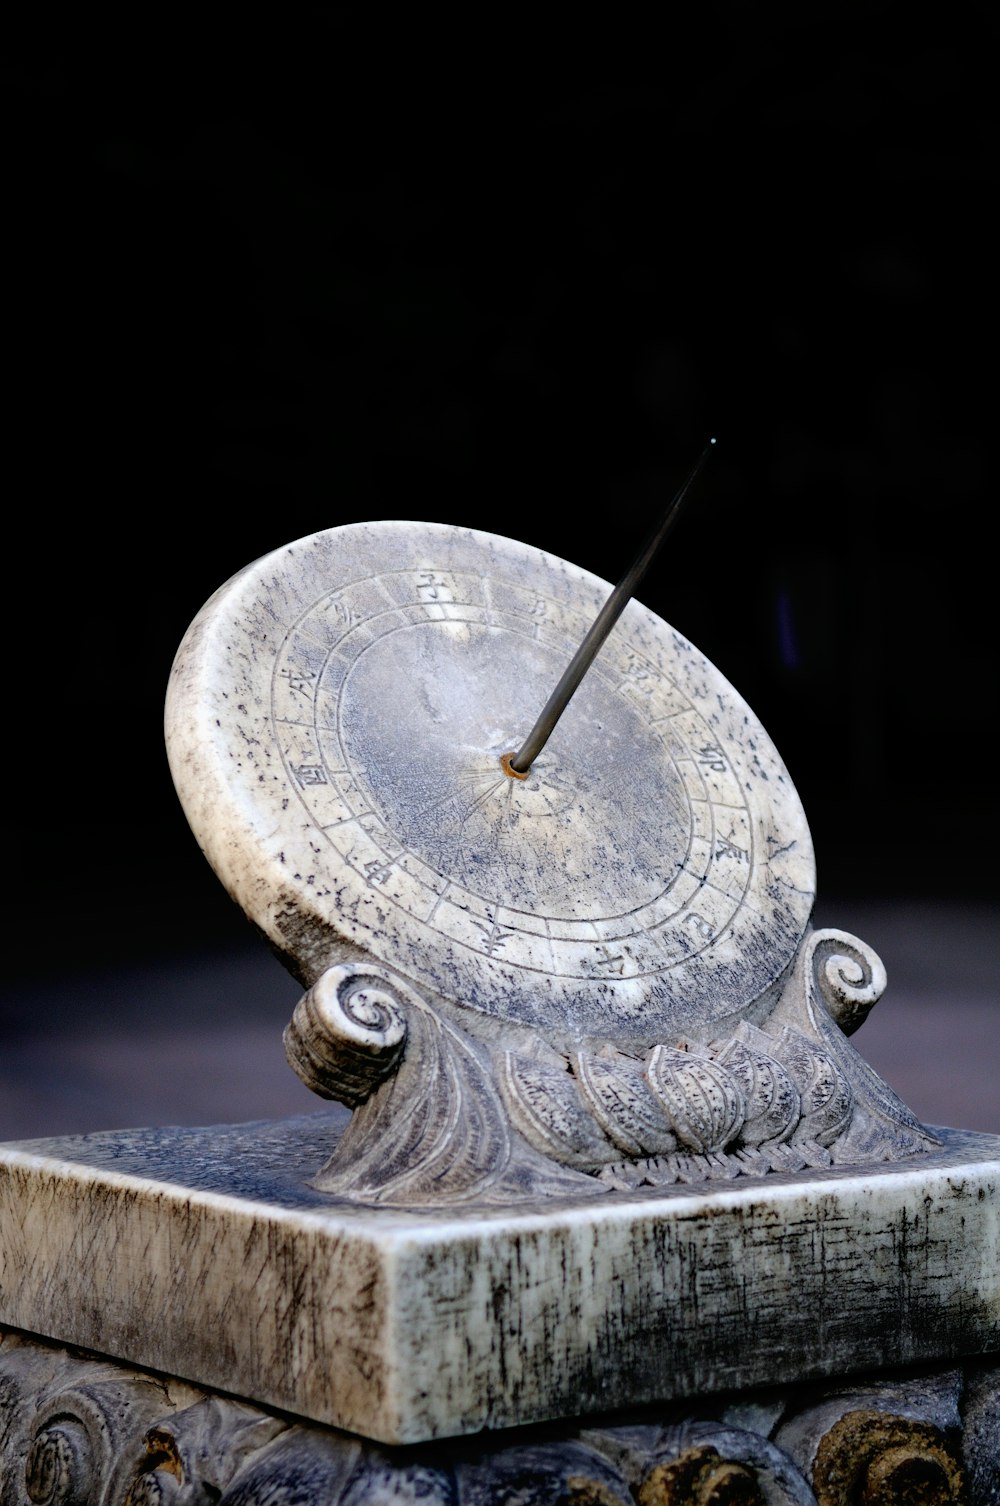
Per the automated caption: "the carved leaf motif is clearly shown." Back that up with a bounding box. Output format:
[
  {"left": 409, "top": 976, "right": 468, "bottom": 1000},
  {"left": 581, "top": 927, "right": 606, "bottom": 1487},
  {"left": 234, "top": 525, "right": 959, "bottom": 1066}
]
[
  {"left": 767, "top": 1027, "right": 854, "bottom": 1147},
  {"left": 285, "top": 963, "right": 597, "bottom": 1205},
  {"left": 645, "top": 1046, "right": 745, "bottom": 1154},
  {"left": 573, "top": 1051, "right": 678, "bottom": 1158},
  {"left": 286, "top": 936, "right": 941, "bottom": 1202},
  {"left": 500, "top": 1054, "right": 620, "bottom": 1171},
  {"left": 711, "top": 1023, "right": 800, "bottom": 1149}
]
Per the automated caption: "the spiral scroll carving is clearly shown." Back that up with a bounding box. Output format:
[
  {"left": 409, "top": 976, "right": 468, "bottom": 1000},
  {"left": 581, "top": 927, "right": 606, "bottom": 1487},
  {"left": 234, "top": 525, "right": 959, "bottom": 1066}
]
[
  {"left": 582, "top": 1419, "right": 817, "bottom": 1506},
  {"left": 3, "top": 1363, "right": 200, "bottom": 1506},
  {"left": 808, "top": 930, "right": 887, "bottom": 1038},
  {"left": 25, "top": 1417, "right": 93, "bottom": 1506},
  {"left": 795, "top": 928, "right": 939, "bottom": 1160},
  {"left": 284, "top": 963, "right": 408, "bottom": 1107},
  {"left": 283, "top": 924, "right": 936, "bottom": 1201},
  {"left": 812, "top": 1413, "right": 965, "bottom": 1506},
  {"left": 637, "top": 1444, "right": 765, "bottom": 1506}
]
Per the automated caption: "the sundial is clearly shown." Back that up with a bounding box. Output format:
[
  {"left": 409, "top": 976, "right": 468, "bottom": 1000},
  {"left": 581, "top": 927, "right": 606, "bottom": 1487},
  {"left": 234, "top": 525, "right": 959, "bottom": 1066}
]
[
  {"left": 0, "top": 464, "right": 996, "bottom": 1445},
  {"left": 157, "top": 474, "right": 969, "bottom": 1215},
  {"left": 166, "top": 515, "right": 813, "bottom": 1045}
]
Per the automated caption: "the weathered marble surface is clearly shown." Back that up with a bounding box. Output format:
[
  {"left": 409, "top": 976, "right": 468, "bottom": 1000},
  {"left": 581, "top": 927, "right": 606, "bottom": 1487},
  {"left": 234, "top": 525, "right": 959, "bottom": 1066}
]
[
  {"left": 0, "top": 1327, "right": 996, "bottom": 1505},
  {"left": 0, "top": 1117, "right": 996, "bottom": 1444}
]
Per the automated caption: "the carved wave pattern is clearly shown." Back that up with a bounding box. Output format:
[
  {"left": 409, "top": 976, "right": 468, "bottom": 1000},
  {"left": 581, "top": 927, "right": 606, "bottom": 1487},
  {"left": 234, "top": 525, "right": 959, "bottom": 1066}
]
[
  {"left": 286, "top": 930, "right": 938, "bottom": 1206},
  {"left": 501, "top": 1020, "right": 861, "bottom": 1190},
  {"left": 798, "top": 929, "right": 936, "bottom": 1161},
  {"left": 301, "top": 964, "right": 595, "bottom": 1205}
]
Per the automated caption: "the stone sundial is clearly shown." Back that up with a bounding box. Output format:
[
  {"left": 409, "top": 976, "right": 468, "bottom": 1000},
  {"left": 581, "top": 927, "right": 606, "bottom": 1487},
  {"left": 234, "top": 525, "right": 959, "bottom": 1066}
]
[
  {"left": 0, "top": 469, "right": 996, "bottom": 1445},
  {"left": 164, "top": 488, "right": 937, "bottom": 1207},
  {"left": 167, "top": 516, "right": 812, "bottom": 1041}
]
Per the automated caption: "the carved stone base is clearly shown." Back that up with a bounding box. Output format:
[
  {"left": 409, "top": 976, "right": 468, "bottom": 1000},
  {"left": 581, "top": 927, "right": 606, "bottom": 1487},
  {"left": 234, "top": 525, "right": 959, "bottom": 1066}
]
[
  {"left": 0, "top": 1327, "right": 996, "bottom": 1506},
  {"left": 1, "top": 1115, "right": 996, "bottom": 1445}
]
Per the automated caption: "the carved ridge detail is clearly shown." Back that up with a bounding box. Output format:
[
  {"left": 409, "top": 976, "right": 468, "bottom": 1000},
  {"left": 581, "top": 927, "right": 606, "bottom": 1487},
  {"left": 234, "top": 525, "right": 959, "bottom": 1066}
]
[
  {"left": 711, "top": 1024, "right": 800, "bottom": 1148},
  {"left": 574, "top": 1050, "right": 678, "bottom": 1159},
  {"left": 646, "top": 1044, "right": 746, "bottom": 1154}
]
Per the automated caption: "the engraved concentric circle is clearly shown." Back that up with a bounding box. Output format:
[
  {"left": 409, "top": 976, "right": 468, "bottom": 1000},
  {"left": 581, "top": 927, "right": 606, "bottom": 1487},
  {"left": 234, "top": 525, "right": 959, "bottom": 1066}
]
[{"left": 166, "top": 521, "right": 816, "bottom": 1043}]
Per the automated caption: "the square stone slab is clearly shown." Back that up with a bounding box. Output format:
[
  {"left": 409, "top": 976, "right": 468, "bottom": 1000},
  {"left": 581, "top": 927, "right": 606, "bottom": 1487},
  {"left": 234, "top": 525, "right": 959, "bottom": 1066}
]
[{"left": 0, "top": 1111, "right": 997, "bottom": 1445}]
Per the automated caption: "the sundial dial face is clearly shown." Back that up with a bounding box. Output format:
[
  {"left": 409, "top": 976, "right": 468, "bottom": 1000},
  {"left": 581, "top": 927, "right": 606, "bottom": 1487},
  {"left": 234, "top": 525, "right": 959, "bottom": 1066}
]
[{"left": 166, "top": 521, "right": 815, "bottom": 1048}]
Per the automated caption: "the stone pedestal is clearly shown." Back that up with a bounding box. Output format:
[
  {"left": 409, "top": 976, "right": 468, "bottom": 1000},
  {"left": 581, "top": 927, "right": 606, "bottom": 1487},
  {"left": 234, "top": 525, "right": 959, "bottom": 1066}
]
[{"left": 1, "top": 1115, "right": 996, "bottom": 1446}]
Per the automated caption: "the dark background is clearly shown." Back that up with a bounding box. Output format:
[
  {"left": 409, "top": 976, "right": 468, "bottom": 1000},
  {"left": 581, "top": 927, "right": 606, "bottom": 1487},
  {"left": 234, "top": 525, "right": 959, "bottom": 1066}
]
[{"left": 3, "top": 6, "right": 997, "bottom": 1137}]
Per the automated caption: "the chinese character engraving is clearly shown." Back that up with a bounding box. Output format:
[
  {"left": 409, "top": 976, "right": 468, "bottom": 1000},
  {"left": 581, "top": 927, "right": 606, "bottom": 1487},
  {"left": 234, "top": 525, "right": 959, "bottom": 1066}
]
[
  {"left": 279, "top": 667, "right": 317, "bottom": 699},
  {"left": 697, "top": 743, "right": 727, "bottom": 773},
  {"left": 622, "top": 653, "right": 656, "bottom": 700},
  {"left": 716, "top": 835, "right": 749, "bottom": 863},
  {"left": 591, "top": 945, "right": 627, "bottom": 975},
  {"left": 324, "top": 596, "right": 354, "bottom": 630},
  {"left": 294, "top": 764, "right": 328, "bottom": 787},
  {"left": 469, "top": 914, "right": 516, "bottom": 955},
  {"left": 417, "top": 571, "right": 453, "bottom": 604}
]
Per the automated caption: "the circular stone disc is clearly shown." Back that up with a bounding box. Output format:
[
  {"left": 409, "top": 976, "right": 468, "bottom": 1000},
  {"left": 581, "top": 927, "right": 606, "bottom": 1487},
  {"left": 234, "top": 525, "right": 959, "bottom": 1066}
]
[{"left": 166, "top": 521, "right": 815, "bottom": 1045}]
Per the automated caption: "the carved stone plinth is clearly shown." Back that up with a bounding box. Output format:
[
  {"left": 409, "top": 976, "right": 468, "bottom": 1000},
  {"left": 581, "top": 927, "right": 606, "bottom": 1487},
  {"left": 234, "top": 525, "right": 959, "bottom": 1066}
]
[
  {"left": 0, "top": 1116, "right": 996, "bottom": 1445},
  {"left": 0, "top": 1327, "right": 996, "bottom": 1506}
]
